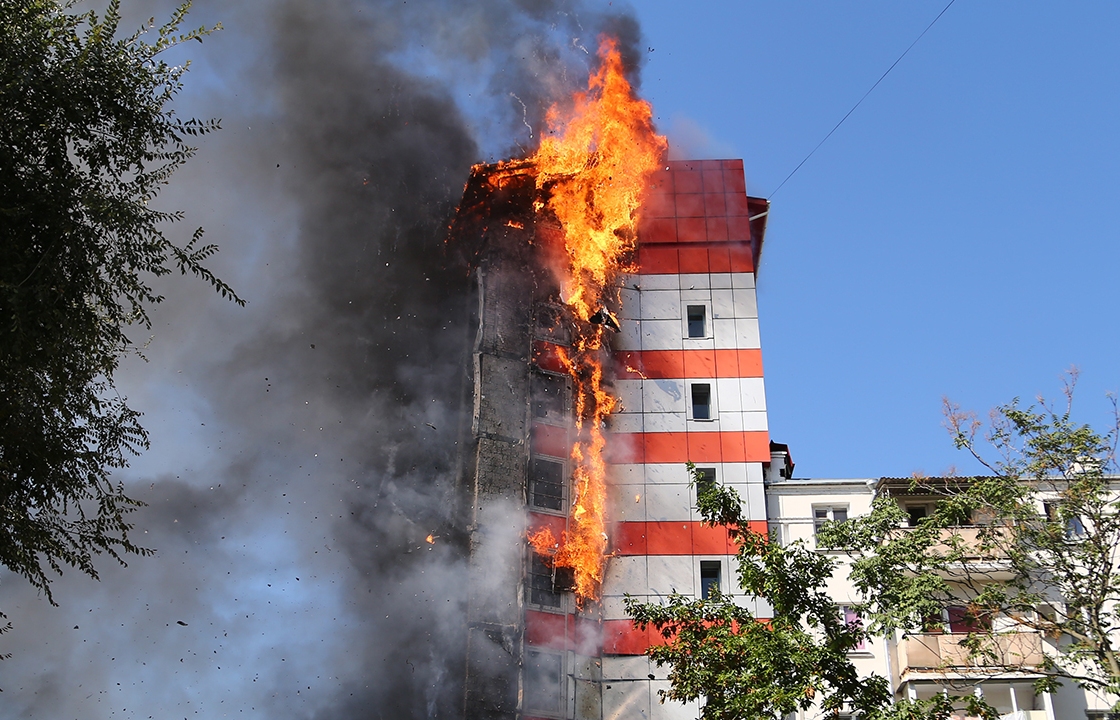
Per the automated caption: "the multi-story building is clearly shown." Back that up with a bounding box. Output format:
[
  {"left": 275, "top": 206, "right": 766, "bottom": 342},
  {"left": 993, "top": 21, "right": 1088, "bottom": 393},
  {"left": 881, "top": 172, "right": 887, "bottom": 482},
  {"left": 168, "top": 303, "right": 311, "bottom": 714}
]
[
  {"left": 768, "top": 473, "right": 1120, "bottom": 720},
  {"left": 453, "top": 157, "right": 772, "bottom": 720}
]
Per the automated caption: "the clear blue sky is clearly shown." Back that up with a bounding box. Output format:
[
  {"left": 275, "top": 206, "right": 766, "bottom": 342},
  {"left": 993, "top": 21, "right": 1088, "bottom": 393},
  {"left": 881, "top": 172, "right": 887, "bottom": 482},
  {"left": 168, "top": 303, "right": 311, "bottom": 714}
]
[{"left": 635, "top": 1, "right": 1120, "bottom": 478}]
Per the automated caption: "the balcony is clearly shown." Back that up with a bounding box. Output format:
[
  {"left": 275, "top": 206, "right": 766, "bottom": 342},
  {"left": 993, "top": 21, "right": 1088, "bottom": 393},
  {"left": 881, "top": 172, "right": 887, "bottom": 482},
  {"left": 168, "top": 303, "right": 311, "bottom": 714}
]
[{"left": 900, "top": 631, "right": 1044, "bottom": 675}]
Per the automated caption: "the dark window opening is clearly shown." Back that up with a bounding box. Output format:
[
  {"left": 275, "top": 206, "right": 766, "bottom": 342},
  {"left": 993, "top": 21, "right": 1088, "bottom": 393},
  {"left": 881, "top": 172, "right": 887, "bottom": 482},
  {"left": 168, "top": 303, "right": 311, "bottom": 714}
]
[
  {"left": 700, "top": 561, "right": 721, "bottom": 598},
  {"left": 694, "top": 467, "right": 716, "bottom": 501},
  {"left": 907, "top": 505, "right": 928, "bottom": 527},
  {"left": 527, "top": 553, "right": 562, "bottom": 608},
  {"left": 530, "top": 458, "right": 565, "bottom": 512},
  {"left": 947, "top": 604, "right": 992, "bottom": 634},
  {"left": 686, "top": 305, "right": 706, "bottom": 338},
  {"left": 524, "top": 649, "right": 563, "bottom": 714},
  {"left": 840, "top": 605, "right": 865, "bottom": 650},
  {"left": 692, "top": 383, "right": 711, "bottom": 420},
  {"left": 531, "top": 373, "right": 567, "bottom": 422}
]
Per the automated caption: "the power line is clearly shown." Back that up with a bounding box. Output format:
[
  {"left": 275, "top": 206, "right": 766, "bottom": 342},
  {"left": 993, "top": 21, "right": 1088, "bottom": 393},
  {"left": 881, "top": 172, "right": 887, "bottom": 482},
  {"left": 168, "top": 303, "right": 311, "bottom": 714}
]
[{"left": 767, "top": 0, "right": 958, "bottom": 200}]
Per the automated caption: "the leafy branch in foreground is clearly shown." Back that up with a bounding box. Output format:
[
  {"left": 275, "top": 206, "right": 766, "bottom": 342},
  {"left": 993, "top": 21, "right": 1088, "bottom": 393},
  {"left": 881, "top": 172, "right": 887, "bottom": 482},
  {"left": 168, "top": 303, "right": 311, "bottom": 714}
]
[
  {"left": 0, "top": 0, "right": 241, "bottom": 609},
  {"left": 626, "top": 464, "right": 993, "bottom": 720}
]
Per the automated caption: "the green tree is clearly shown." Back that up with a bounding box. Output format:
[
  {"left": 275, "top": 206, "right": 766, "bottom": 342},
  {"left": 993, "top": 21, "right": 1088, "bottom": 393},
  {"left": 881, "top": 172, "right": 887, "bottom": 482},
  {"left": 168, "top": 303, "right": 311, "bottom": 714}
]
[
  {"left": 625, "top": 464, "right": 993, "bottom": 720},
  {"left": 0, "top": 0, "right": 240, "bottom": 615},
  {"left": 824, "top": 373, "right": 1120, "bottom": 705}
]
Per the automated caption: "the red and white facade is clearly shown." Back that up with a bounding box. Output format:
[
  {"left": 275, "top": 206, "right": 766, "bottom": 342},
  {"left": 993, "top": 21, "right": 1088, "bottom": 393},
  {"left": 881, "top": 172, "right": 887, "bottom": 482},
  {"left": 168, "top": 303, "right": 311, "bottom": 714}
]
[{"left": 602, "top": 159, "right": 771, "bottom": 718}]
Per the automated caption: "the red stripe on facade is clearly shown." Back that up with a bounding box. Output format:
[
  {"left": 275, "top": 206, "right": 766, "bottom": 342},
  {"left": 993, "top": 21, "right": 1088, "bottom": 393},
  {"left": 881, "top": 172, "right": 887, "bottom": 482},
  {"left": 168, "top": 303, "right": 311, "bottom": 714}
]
[
  {"left": 614, "top": 349, "right": 763, "bottom": 380},
  {"left": 608, "top": 431, "right": 770, "bottom": 464},
  {"left": 602, "top": 619, "right": 660, "bottom": 655},
  {"left": 531, "top": 340, "right": 567, "bottom": 374},
  {"left": 524, "top": 610, "right": 601, "bottom": 651},
  {"left": 612, "top": 520, "right": 768, "bottom": 556},
  {"left": 528, "top": 512, "right": 567, "bottom": 540},
  {"left": 633, "top": 243, "right": 755, "bottom": 275}
]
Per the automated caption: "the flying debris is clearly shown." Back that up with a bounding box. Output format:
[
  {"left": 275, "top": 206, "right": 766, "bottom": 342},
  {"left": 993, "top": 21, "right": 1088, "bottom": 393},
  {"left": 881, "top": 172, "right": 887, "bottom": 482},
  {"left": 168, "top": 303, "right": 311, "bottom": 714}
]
[{"left": 588, "top": 307, "right": 621, "bottom": 332}]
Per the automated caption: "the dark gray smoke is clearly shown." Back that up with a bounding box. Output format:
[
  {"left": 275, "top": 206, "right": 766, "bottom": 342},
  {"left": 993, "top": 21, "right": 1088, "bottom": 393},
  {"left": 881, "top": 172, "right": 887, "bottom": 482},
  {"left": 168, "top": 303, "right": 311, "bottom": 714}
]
[{"left": 0, "top": 1, "right": 642, "bottom": 718}]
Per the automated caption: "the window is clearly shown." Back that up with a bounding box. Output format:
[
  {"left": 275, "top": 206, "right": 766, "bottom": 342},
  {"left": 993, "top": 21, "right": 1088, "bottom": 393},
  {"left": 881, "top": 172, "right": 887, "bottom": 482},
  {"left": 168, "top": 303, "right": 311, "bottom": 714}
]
[
  {"left": 529, "top": 458, "right": 565, "bottom": 512},
  {"left": 814, "top": 506, "right": 848, "bottom": 536},
  {"left": 906, "top": 504, "right": 928, "bottom": 527},
  {"left": 694, "top": 467, "right": 716, "bottom": 501},
  {"left": 524, "top": 649, "right": 564, "bottom": 714},
  {"left": 531, "top": 372, "right": 567, "bottom": 423},
  {"left": 946, "top": 605, "right": 992, "bottom": 634},
  {"left": 691, "top": 383, "right": 712, "bottom": 420},
  {"left": 686, "top": 305, "right": 707, "bottom": 338},
  {"left": 1044, "top": 501, "right": 1086, "bottom": 538},
  {"left": 839, "top": 605, "right": 865, "bottom": 650},
  {"left": 527, "top": 552, "right": 563, "bottom": 608},
  {"left": 700, "top": 561, "right": 721, "bottom": 598}
]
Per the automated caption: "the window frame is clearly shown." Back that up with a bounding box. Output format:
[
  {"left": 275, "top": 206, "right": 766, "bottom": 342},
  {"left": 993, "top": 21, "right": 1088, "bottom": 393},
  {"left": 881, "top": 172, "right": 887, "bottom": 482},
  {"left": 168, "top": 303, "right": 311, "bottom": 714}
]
[
  {"left": 813, "top": 505, "right": 849, "bottom": 538},
  {"left": 528, "top": 455, "right": 567, "bottom": 515},
  {"left": 699, "top": 560, "right": 722, "bottom": 599},
  {"left": 523, "top": 647, "right": 566, "bottom": 717},
  {"left": 690, "top": 382, "right": 714, "bottom": 421}
]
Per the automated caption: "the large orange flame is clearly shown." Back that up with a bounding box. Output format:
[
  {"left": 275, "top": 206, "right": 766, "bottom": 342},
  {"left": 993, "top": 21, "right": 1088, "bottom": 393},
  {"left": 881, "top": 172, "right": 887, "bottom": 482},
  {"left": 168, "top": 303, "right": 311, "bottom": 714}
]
[{"left": 527, "top": 38, "right": 666, "bottom": 605}]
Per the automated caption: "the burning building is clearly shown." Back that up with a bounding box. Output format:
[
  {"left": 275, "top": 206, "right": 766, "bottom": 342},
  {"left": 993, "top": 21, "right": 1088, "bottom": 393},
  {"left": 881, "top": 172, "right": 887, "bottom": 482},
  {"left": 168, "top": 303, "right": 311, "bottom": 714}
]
[{"left": 447, "top": 39, "right": 772, "bottom": 720}]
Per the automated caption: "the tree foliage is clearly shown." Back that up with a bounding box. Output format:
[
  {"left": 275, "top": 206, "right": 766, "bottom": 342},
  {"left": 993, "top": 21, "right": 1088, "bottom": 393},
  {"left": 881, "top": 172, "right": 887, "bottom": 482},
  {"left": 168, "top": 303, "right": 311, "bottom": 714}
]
[
  {"left": 0, "top": 0, "right": 240, "bottom": 608},
  {"left": 823, "top": 373, "right": 1120, "bottom": 702},
  {"left": 625, "top": 464, "right": 992, "bottom": 720}
]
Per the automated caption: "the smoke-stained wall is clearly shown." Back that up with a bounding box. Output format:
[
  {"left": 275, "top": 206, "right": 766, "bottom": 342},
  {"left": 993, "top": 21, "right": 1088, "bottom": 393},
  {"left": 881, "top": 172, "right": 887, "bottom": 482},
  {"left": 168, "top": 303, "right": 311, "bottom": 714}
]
[{"left": 0, "top": 1, "right": 643, "bottom": 718}]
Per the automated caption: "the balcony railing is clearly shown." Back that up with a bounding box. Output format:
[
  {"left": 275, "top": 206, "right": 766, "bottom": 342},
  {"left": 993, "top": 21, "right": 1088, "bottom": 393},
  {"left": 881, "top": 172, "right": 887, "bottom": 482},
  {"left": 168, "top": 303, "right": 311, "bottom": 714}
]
[
  {"left": 900, "top": 631, "right": 1044, "bottom": 674},
  {"left": 892, "top": 525, "right": 1010, "bottom": 558}
]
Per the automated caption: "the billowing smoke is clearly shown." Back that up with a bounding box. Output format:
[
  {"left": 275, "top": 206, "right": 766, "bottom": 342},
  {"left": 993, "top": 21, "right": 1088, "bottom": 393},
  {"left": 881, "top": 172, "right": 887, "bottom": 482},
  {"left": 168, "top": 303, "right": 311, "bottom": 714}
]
[{"left": 0, "top": 1, "right": 642, "bottom": 718}]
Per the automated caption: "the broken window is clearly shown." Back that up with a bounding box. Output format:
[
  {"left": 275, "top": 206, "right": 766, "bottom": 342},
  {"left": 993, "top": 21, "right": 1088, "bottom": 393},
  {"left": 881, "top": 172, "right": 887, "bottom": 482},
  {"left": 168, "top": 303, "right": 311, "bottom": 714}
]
[
  {"left": 529, "top": 457, "right": 565, "bottom": 512},
  {"left": 691, "top": 383, "right": 712, "bottom": 420},
  {"left": 531, "top": 372, "right": 567, "bottom": 424},
  {"left": 686, "top": 305, "right": 707, "bottom": 338}
]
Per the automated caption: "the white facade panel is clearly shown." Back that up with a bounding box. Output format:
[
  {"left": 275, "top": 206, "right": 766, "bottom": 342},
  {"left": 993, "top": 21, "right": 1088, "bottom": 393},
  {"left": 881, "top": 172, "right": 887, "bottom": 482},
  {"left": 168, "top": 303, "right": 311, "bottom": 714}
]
[
  {"left": 647, "top": 556, "right": 695, "bottom": 595},
  {"left": 709, "top": 272, "right": 733, "bottom": 289},
  {"left": 603, "top": 555, "right": 647, "bottom": 595},
  {"left": 640, "top": 289, "right": 683, "bottom": 321},
  {"left": 600, "top": 655, "right": 652, "bottom": 681},
  {"left": 711, "top": 317, "right": 738, "bottom": 349},
  {"left": 644, "top": 484, "right": 693, "bottom": 522},
  {"left": 636, "top": 273, "right": 679, "bottom": 291},
  {"left": 731, "top": 272, "right": 755, "bottom": 289},
  {"left": 732, "top": 285, "right": 758, "bottom": 319},
  {"left": 734, "top": 317, "right": 761, "bottom": 349},
  {"left": 642, "top": 379, "right": 686, "bottom": 414},
  {"left": 601, "top": 680, "right": 652, "bottom": 720},
  {"left": 614, "top": 379, "right": 644, "bottom": 415},
  {"left": 710, "top": 288, "right": 736, "bottom": 320},
  {"left": 677, "top": 273, "right": 711, "bottom": 290},
  {"left": 641, "top": 319, "right": 685, "bottom": 351},
  {"left": 739, "top": 377, "right": 767, "bottom": 412},
  {"left": 615, "top": 316, "right": 642, "bottom": 351},
  {"left": 641, "top": 411, "right": 687, "bottom": 434}
]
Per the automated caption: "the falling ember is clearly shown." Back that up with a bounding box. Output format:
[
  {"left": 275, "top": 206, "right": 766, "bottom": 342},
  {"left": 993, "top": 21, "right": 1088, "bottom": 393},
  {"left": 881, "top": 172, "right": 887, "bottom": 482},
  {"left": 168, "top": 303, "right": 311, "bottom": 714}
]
[
  {"left": 425, "top": 534, "right": 436, "bottom": 545},
  {"left": 526, "top": 37, "right": 667, "bottom": 605}
]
